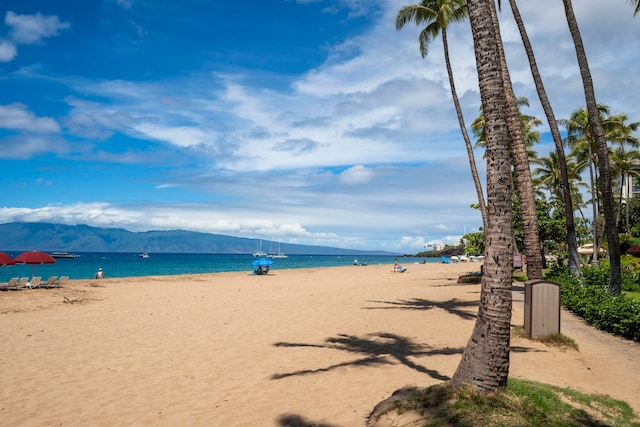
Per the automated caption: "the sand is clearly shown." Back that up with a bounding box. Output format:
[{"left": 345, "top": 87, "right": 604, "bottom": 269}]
[{"left": 1, "top": 262, "right": 639, "bottom": 426}]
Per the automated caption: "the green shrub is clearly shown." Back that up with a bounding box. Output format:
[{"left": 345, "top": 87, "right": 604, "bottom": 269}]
[{"left": 546, "top": 265, "right": 640, "bottom": 342}]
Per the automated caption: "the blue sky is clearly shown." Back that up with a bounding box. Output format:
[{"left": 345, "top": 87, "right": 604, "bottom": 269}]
[{"left": 1, "top": 0, "right": 639, "bottom": 253}]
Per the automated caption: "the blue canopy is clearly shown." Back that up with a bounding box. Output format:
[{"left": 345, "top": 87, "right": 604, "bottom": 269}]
[{"left": 252, "top": 258, "right": 274, "bottom": 267}]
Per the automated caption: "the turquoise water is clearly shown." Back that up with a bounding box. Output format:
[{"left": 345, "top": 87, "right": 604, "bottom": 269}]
[{"left": 0, "top": 252, "right": 437, "bottom": 281}]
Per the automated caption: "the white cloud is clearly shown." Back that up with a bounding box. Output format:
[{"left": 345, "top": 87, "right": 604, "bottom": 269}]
[
  {"left": 5, "top": 11, "right": 70, "bottom": 45},
  {"left": 0, "top": 40, "right": 17, "bottom": 61},
  {"left": 0, "top": 103, "right": 60, "bottom": 133},
  {"left": 339, "top": 165, "right": 374, "bottom": 184}
]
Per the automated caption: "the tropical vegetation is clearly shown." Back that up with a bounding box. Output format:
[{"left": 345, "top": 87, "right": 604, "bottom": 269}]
[{"left": 395, "top": 0, "right": 640, "bottom": 404}]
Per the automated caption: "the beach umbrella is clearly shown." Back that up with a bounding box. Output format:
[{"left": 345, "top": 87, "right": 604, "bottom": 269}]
[
  {"left": 15, "top": 250, "right": 56, "bottom": 277},
  {"left": 0, "top": 251, "right": 16, "bottom": 266},
  {"left": 252, "top": 258, "right": 274, "bottom": 267}
]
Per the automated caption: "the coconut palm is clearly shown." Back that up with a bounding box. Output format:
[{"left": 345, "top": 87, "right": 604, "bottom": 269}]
[
  {"left": 562, "top": 0, "right": 621, "bottom": 295},
  {"left": 396, "top": 0, "right": 487, "bottom": 230},
  {"left": 562, "top": 105, "right": 607, "bottom": 265},
  {"left": 502, "top": 0, "right": 582, "bottom": 276},
  {"left": 533, "top": 151, "right": 587, "bottom": 211},
  {"left": 630, "top": 0, "right": 640, "bottom": 16},
  {"left": 450, "top": 0, "right": 513, "bottom": 393},
  {"left": 611, "top": 147, "right": 640, "bottom": 234},
  {"left": 485, "top": 0, "right": 542, "bottom": 280},
  {"left": 471, "top": 96, "right": 540, "bottom": 162}
]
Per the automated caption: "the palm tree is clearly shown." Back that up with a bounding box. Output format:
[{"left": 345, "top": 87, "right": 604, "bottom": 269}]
[
  {"left": 533, "top": 151, "right": 587, "bottom": 211},
  {"left": 629, "top": 0, "right": 640, "bottom": 16},
  {"left": 450, "top": 0, "right": 513, "bottom": 393},
  {"left": 562, "top": 0, "right": 621, "bottom": 295},
  {"left": 486, "top": 0, "right": 542, "bottom": 280},
  {"left": 471, "top": 96, "right": 540, "bottom": 162},
  {"left": 610, "top": 147, "right": 640, "bottom": 234},
  {"left": 503, "top": 0, "right": 582, "bottom": 277},
  {"left": 471, "top": 97, "right": 543, "bottom": 265},
  {"left": 562, "top": 105, "right": 608, "bottom": 265},
  {"left": 396, "top": 0, "right": 487, "bottom": 230}
]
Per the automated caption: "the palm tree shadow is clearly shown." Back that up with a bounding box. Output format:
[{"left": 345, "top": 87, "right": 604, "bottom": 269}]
[
  {"left": 365, "top": 298, "right": 478, "bottom": 321},
  {"left": 276, "top": 413, "right": 340, "bottom": 427},
  {"left": 273, "top": 332, "right": 462, "bottom": 381}
]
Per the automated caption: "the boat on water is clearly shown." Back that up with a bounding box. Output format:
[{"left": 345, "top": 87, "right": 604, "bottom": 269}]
[
  {"left": 51, "top": 252, "right": 77, "bottom": 259},
  {"left": 253, "top": 240, "right": 267, "bottom": 257},
  {"left": 140, "top": 252, "right": 150, "bottom": 258},
  {"left": 267, "top": 242, "right": 288, "bottom": 259}
]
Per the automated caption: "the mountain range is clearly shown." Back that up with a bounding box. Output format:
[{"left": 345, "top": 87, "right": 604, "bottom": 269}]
[{"left": 0, "top": 222, "right": 398, "bottom": 256}]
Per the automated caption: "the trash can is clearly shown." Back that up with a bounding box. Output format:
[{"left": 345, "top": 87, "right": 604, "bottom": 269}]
[{"left": 524, "top": 279, "right": 560, "bottom": 339}]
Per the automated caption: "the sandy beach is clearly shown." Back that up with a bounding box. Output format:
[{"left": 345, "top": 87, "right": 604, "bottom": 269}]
[{"left": 1, "top": 262, "right": 639, "bottom": 426}]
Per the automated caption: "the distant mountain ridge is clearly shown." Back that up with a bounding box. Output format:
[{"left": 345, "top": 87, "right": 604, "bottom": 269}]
[{"left": 0, "top": 222, "right": 398, "bottom": 256}]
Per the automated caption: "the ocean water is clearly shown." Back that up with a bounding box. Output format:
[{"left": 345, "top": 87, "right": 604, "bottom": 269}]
[{"left": 0, "top": 252, "right": 438, "bottom": 281}]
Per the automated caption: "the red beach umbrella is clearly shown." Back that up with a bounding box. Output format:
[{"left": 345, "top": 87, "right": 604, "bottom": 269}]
[
  {"left": 0, "top": 251, "right": 16, "bottom": 266},
  {"left": 15, "top": 251, "right": 56, "bottom": 277}
]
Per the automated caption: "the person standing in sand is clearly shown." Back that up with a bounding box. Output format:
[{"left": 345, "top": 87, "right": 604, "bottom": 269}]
[{"left": 94, "top": 268, "right": 104, "bottom": 279}]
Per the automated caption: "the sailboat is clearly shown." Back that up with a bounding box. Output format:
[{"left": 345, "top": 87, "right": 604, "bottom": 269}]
[
  {"left": 253, "top": 240, "right": 267, "bottom": 257},
  {"left": 267, "top": 242, "right": 288, "bottom": 259}
]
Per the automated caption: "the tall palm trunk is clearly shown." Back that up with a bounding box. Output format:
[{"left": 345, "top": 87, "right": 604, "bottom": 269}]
[
  {"left": 442, "top": 28, "right": 488, "bottom": 230},
  {"left": 508, "top": 0, "right": 581, "bottom": 276},
  {"left": 451, "top": 0, "right": 513, "bottom": 393},
  {"left": 562, "top": 0, "right": 621, "bottom": 294},
  {"left": 488, "top": 0, "right": 542, "bottom": 280},
  {"left": 587, "top": 142, "right": 599, "bottom": 265}
]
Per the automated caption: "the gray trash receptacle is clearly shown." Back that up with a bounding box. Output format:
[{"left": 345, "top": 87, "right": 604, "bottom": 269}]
[{"left": 524, "top": 279, "right": 560, "bottom": 339}]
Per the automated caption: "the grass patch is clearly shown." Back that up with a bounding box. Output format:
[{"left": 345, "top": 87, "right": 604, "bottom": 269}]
[
  {"left": 511, "top": 325, "right": 579, "bottom": 351},
  {"left": 513, "top": 271, "right": 528, "bottom": 282},
  {"left": 367, "top": 379, "right": 640, "bottom": 426}
]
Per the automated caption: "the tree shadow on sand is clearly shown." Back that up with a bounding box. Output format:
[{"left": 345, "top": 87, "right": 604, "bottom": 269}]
[
  {"left": 365, "top": 297, "right": 478, "bottom": 321},
  {"left": 276, "top": 413, "right": 340, "bottom": 427},
  {"left": 272, "top": 332, "right": 462, "bottom": 381}
]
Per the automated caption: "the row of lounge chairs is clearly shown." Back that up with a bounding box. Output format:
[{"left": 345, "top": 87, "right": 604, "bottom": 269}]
[{"left": 0, "top": 276, "right": 68, "bottom": 291}]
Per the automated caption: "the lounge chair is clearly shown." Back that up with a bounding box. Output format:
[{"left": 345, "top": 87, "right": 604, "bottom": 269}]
[
  {"left": 16, "top": 277, "right": 29, "bottom": 289},
  {"left": 26, "top": 277, "right": 42, "bottom": 289},
  {"left": 43, "top": 276, "right": 58, "bottom": 289},
  {"left": 5, "top": 277, "right": 19, "bottom": 290}
]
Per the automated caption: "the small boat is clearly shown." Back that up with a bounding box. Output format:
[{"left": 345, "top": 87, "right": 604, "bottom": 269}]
[
  {"left": 51, "top": 252, "right": 77, "bottom": 259},
  {"left": 140, "top": 252, "right": 149, "bottom": 258},
  {"left": 266, "top": 242, "right": 287, "bottom": 259},
  {"left": 253, "top": 240, "right": 267, "bottom": 257}
]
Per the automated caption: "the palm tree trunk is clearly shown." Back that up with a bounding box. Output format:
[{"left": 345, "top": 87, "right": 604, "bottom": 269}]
[
  {"left": 562, "top": 0, "right": 621, "bottom": 294},
  {"left": 442, "top": 29, "right": 488, "bottom": 230},
  {"left": 508, "top": 0, "right": 581, "bottom": 276},
  {"left": 451, "top": 0, "right": 513, "bottom": 393},
  {"left": 626, "top": 178, "right": 632, "bottom": 235},
  {"left": 488, "top": 0, "right": 542, "bottom": 280},
  {"left": 588, "top": 144, "right": 599, "bottom": 265}
]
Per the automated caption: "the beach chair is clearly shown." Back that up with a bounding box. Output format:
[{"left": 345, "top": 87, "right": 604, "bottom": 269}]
[
  {"left": 5, "top": 277, "right": 19, "bottom": 290},
  {"left": 55, "top": 276, "right": 69, "bottom": 287},
  {"left": 16, "top": 277, "right": 29, "bottom": 289},
  {"left": 26, "top": 277, "right": 42, "bottom": 289},
  {"left": 43, "top": 276, "right": 58, "bottom": 289}
]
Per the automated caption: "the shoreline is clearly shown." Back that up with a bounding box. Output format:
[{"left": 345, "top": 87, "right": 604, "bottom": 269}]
[{"left": 1, "top": 262, "right": 638, "bottom": 426}]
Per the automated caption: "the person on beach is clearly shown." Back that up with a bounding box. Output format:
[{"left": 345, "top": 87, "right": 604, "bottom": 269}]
[{"left": 94, "top": 268, "right": 104, "bottom": 279}]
